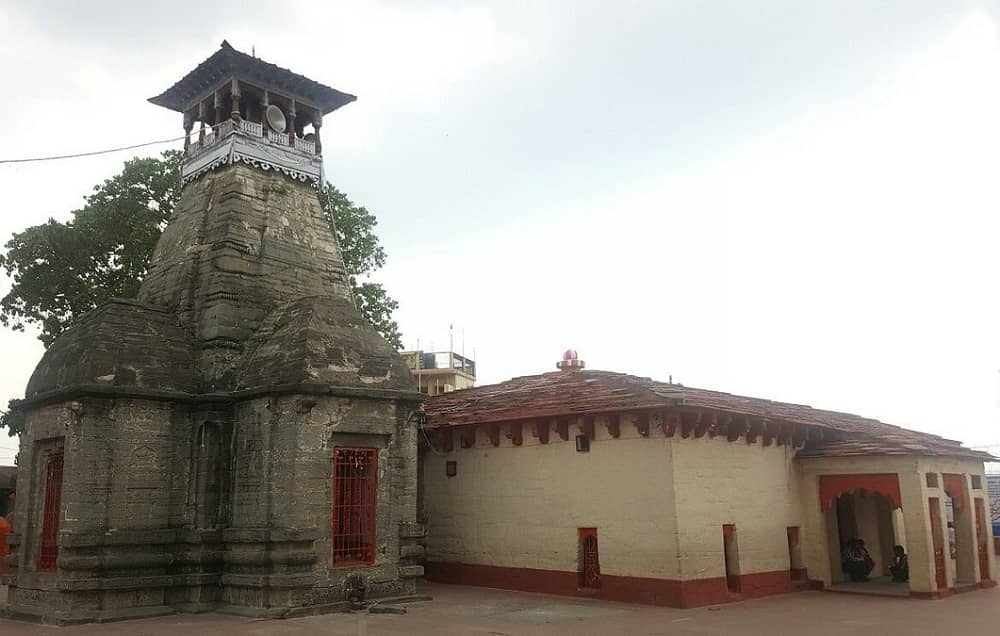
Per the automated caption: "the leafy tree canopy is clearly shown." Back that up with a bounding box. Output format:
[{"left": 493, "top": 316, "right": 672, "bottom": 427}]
[
  {"left": 0, "top": 151, "right": 182, "bottom": 347},
  {"left": 318, "top": 184, "right": 402, "bottom": 350},
  {"left": 0, "top": 399, "right": 25, "bottom": 439},
  {"left": 0, "top": 151, "right": 404, "bottom": 436}
]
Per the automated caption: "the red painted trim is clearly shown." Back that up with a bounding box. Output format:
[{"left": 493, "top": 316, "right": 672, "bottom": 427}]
[
  {"left": 425, "top": 562, "right": 803, "bottom": 608},
  {"left": 426, "top": 562, "right": 578, "bottom": 597},
  {"left": 909, "top": 585, "right": 998, "bottom": 600},
  {"left": 942, "top": 473, "right": 966, "bottom": 511},
  {"left": 911, "top": 589, "right": 954, "bottom": 600},
  {"left": 819, "top": 473, "right": 902, "bottom": 511}
]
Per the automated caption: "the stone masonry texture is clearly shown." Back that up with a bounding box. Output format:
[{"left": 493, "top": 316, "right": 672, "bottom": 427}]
[{"left": 2, "top": 163, "right": 423, "bottom": 624}]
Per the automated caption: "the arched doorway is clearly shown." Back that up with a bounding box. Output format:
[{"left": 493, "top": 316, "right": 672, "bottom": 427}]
[{"left": 825, "top": 489, "right": 909, "bottom": 594}]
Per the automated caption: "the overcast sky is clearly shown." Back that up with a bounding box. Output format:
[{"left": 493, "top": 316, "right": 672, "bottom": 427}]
[{"left": 2, "top": 1, "right": 1000, "bottom": 466}]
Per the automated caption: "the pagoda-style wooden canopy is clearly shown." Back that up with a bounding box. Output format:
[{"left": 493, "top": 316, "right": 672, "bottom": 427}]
[
  {"left": 149, "top": 41, "right": 358, "bottom": 187},
  {"left": 149, "top": 40, "right": 356, "bottom": 115}
]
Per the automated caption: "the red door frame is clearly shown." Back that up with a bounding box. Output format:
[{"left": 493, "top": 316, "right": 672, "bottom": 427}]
[
  {"left": 974, "top": 498, "right": 991, "bottom": 582},
  {"left": 38, "top": 452, "right": 64, "bottom": 572},
  {"left": 928, "top": 497, "right": 947, "bottom": 590},
  {"left": 723, "top": 524, "right": 740, "bottom": 593}
]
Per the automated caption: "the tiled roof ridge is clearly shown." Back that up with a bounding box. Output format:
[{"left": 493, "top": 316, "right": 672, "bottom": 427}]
[{"left": 425, "top": 368, "right": 990, "bottom": 460}]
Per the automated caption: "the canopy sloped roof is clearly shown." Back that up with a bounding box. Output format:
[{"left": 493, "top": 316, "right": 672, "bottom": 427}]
[
  {"left": 424, "top": 369, "right": 993, "bottom": 461},
  {"left": 149, "top": 41, "right": 356, "bottom": 114}
]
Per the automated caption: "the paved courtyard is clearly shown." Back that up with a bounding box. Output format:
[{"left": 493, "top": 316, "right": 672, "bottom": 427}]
[{"left": 1, "top": 581, "right": 999, "bottom": 635}]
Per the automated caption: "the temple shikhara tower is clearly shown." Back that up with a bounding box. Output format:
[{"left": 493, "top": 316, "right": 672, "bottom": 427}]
[{"left": 2, "top": 42, "right": 424, "bottom": 623}]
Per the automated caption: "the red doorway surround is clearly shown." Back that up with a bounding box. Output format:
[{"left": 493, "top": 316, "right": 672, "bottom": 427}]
[
  {"left": 819, "top": 473, "right": 901, "bottom": 511},
  {"left": 942, "top": 473, "right": 967, "bottom": 511}
]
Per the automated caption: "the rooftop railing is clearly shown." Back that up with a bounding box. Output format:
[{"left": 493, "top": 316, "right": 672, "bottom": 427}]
[{"left": 186, "top": 118, "right": 317, "bottom": 157}]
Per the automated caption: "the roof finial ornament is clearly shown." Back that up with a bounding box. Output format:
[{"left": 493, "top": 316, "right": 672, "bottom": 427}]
[{"left": 557, "top": 349, "right": 585, "bottom": 372}]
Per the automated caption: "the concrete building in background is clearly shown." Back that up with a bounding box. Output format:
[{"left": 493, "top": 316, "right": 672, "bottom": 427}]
[
  {"left": 420, "top": 350, "right": 997, "bottom": 607},
  {"left": 0, "top": 43, "right": 424, "bottom": 624},
  {"left": 401, "top": 350, "right": 476, "bottom": 396},
  {"left": 988, "top": 474, "right": 1000, "bottom": 524}
]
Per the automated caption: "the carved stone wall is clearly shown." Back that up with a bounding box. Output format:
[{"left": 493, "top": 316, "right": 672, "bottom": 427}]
[{"left": 3, "top": 161, "right": 422, "bottom": 624}]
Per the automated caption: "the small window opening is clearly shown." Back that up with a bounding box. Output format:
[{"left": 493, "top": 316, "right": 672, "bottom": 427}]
[
  {"left": 446, "top": 461, "right": 457, "bottom": 477},
  {"left": 787, "top": 526, "right": 805, "bottom": 579},
  {"left": 926, "top": 473, "right": 939, "bottom": 488},
  {"left": 723, "top": 524, "right": 740, "bottom": 593},
  {"left": 971, "top": 475, "right": 983, "bottom": 490},
  {"left": 578, "top": 528, "right": 600, "bottom": 589},
  {"left": 575, "top": 435, "right": 590, "bottom": 453}
]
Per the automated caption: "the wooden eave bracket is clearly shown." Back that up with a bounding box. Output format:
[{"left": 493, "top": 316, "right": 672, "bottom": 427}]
[
  {"left": 556, "top": 419, "right": 570, "bottom": 442},
  {"left": 606, "top": 413, "right": 622, "bottom": 439},
  {"left": 437, "top": 428, "right": 454, "bottom": 452},
  {"left": 487, "top": 424, "right": 500, "bottom": 447},
  {"left": 532, "top": 421, "right": 550, "bottom": 444},
  {"left": 680, "top": 412, "right": 697, "bottom": 439},
  {"left": 633, "top": 412, "right": 650, "bottom": 438},
  {"left": 506, "top": 422, "right": 523, "bottom": 446},
  {"left": 694, "top": 412, "right": 713, "bottom": 438},
  {"left": 664, "top": 411, "right": 681, "bottom": 437},
  {"left": 459, "top": 426, "right": 476, "bottom": 449}
]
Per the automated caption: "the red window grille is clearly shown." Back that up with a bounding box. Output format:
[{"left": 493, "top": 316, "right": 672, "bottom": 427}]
[
  {"left": 39, "top": 452, "right": 64, "bottom": 572},
  {"left": 332, "top": 447, "right": 378, "bottom": 567},
  {"left": 578, "top": 528, "right": 600, "bottom": 589}
]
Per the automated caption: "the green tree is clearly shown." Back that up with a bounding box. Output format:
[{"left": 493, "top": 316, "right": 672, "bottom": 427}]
[
  {"left": 0, "top": 152, "right": 403, "bottom": 348},
  {"left": 0, "top": 399, "right": 25, "bottom": 439},
  {"left": 0, "top": 151, "right": 183, "bottom": 347},
  {"left": 318, "top": 184, "right": 402, "bottom": 349},
  {"left": 0, "top": 153, "right": 403, "bottom": 439}
]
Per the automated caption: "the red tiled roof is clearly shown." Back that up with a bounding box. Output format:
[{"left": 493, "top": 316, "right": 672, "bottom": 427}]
[{"left": 424, "top": 370, "right": 993, "bottom": 461}]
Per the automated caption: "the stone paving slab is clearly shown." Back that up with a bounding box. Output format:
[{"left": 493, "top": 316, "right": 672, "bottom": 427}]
[{"left": 1, "top": 581, "right": 999, "bottom": 635}]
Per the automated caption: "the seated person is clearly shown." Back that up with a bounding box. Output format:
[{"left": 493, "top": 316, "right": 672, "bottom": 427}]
[
  {"left": 843, "top": 538, "right": 875, "bottom": 582},
  {"left": 841, "top": 539, "right": 855, "bottom": 575},
  {"left": 889, "top": 545, "right": 909, "bottom": 582}
]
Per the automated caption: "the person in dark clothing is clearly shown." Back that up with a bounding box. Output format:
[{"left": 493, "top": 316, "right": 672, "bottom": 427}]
[
  {"left": 889, "top": 545, "right": 909, "bottom": 582},
  {"left": 841, "top": 539, "right": 855, "bottom": 575},
  {"left": 842, "top": 538, "right": 875, "bottom": 582}
]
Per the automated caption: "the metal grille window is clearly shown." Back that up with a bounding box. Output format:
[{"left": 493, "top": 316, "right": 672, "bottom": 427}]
[
  {"left": 39, "top": 452, "right": 64, "bottom": 572},
  {"left": 332, "top": 448, "right": 378, "bottom": 566},
  {"left": 578, "top": 528, "right": 600, "bottom": 589}
]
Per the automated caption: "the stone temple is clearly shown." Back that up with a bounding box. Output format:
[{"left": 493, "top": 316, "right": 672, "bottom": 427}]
[{"left": 1, "top": 42, "right": 425, "bottom": 623}]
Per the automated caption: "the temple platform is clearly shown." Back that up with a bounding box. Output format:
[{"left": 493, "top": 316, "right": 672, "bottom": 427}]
[{"left": 827, "top": 576, "right": 910, "bottom": 598}]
